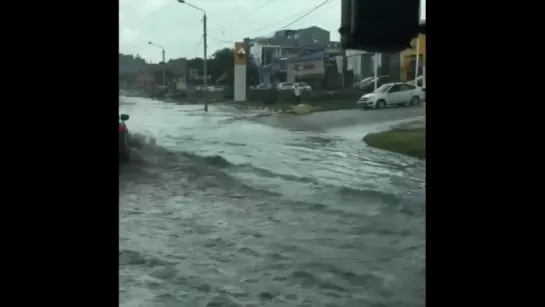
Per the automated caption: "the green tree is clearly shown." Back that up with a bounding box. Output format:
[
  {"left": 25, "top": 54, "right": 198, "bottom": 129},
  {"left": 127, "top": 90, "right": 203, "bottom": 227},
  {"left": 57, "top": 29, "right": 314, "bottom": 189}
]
[{"left": 120, "top": 48, "right": 259, "bottom": 87}]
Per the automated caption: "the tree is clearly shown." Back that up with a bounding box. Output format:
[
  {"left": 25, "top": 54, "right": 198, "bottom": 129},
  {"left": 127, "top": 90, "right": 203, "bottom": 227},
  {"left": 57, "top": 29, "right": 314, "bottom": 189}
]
[
  {"left": 210, "top": 48, "right": 234, "bottom": 85},
  {"left": 120, "top": 47, "right": 259, "bottom": 87}
]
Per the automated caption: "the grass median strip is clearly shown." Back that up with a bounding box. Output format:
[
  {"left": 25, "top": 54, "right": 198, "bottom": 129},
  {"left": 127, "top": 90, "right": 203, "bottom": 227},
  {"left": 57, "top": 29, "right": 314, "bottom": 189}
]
[{"left": 362, "top": 128, "right": 425, "bottom": 159}]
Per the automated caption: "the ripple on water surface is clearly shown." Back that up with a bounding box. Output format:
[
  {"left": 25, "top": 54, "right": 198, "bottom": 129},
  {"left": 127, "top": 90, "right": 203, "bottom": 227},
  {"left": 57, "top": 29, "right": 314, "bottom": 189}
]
[{"left": 119, "top": 100, "right": 425, "bottom": 307}]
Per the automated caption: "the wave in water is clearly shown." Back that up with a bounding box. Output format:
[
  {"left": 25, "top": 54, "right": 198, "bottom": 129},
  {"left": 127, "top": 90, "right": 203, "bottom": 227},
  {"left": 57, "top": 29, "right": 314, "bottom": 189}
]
[{"left": 120, "top": 134, "right": 424, "bottom": 216}]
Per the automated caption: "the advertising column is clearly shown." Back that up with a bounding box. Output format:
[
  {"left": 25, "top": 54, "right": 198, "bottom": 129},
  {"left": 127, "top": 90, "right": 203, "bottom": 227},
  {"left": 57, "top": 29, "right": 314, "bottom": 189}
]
[{"left": 234, "top": 42, "right": 247, "bottom": 102}]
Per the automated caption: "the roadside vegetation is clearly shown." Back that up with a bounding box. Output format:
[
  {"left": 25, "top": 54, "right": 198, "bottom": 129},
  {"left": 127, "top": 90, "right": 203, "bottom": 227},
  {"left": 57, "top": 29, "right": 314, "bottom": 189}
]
[{"left": 243, "top": 88, "right": 361, "bottom": 112}]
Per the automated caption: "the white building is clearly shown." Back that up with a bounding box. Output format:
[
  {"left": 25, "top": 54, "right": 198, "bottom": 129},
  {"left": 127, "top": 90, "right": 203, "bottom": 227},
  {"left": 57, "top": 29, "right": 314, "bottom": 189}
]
[{"left": 345, "top": 50, "right": 400, "bottom": 82}]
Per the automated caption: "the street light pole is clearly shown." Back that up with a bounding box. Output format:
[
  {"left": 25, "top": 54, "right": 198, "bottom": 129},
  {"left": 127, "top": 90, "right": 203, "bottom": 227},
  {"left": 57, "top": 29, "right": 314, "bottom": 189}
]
[
  {"left": 148, "top": 41, "right": 166, "bottom": 86},
  {"left": 373, "top": 53, "right": 378, "bottom": 91},
  {"left": 203, "top": 13, "right": 207, "bottom": 89},
  {"left": 178, "top": 0, "right": 207, "bottom": 89},
  {"left": 414, "top": 35, "right": 420, "bottom": 83},
  {"left": 162, "top": 49, "right": 166, "bottom": 86}
]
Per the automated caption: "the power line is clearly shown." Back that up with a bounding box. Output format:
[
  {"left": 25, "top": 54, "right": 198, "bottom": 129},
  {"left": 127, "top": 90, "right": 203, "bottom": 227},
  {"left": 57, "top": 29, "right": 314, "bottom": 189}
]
[
  {"left": 324, "top": 0, "right": 341, "bottom": 11},
  {"left": 266, "top": 0, "right": 331, "bottom": 36},
  {"left": 211, "top": 0, "right": 279, "bottom": 31},
  {"left": 208, "top": 35, "right": 233, "bottom": 44},
  {"left": 253, "top": 6, "right": 315, "bottom": 34},
  {"left": 227, "top": 0, "right": 278, "bottom": 25},
  {"left": 204, "top": 0, "right": 338, "bottom": 48}
]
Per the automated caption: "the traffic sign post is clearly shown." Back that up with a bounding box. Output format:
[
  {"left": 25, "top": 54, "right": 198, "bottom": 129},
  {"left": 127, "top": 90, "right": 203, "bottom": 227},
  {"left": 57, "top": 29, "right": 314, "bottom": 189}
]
[{"left": 233, "top": 42, "right": 247, "bottom": 102}]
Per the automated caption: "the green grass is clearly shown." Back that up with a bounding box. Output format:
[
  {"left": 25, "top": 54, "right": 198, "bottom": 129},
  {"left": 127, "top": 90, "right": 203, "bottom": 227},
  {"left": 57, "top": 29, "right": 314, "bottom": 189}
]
[{"left": 362, "top": 128, "right": 426, "bottom": 159}]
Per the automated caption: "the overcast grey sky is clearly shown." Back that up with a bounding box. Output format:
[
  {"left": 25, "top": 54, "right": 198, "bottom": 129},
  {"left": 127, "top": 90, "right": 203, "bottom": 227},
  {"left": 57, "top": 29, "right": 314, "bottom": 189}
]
[{"left": 120, "top": 0, "right": 426, "bottom": 63}]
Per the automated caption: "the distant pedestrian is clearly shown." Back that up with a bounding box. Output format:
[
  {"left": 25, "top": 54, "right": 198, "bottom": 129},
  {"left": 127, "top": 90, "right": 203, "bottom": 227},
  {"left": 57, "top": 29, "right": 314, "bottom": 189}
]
[
  {"left": 204, "top": 103, "right": 208, "bottom": 112},
  {"left": 293, "top": 83, "right": 301, "bottom": 104}
]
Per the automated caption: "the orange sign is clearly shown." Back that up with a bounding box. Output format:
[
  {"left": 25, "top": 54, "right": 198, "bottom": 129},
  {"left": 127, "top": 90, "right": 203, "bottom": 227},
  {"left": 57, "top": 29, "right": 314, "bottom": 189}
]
[{"left": 234, "top": 42, "right": 246, "bottom": 66}]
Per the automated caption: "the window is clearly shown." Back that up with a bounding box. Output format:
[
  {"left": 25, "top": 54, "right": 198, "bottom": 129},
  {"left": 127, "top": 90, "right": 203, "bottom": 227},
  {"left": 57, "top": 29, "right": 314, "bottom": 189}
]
[
  {"left": 399, "top": 84, "right": 416, "bottom": 91},
  {"left": 389, "top": 84, "right": 402, "bottom": 92},
  {"left": 374, "top": 84, "right": 392, "bottom": 93}
]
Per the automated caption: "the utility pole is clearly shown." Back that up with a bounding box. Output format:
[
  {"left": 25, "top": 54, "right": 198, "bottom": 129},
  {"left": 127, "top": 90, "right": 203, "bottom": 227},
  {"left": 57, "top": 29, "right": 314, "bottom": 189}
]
[
  {"left": 341, "top": 49, "right": 348, "bottom": 90},
  {"left": 203, "top": 14, "right": 208, "bottom": 89},
  {"left": 423, "top": 61, "right": 426, "bottom": 89},
  {"left": 415, "top": 35, "right": 420, "bottom": 83},
  {"left": 244, "top": 38, "right": 250, "bottom": 90},
  {"left": 179, "top": 0, "right": 208, "bottom": 109},
  {"left": 148, "top": 41, "right": 166, "bottom": 86},
  {"left": 373, "top": 53, "right": 378, "bottom": 90}
]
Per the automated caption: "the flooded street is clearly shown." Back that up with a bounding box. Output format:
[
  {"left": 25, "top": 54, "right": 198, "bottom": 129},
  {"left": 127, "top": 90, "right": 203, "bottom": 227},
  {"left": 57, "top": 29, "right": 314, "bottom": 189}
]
[{"left": 119, "top": 97, "right": 426, "bottom": 307}]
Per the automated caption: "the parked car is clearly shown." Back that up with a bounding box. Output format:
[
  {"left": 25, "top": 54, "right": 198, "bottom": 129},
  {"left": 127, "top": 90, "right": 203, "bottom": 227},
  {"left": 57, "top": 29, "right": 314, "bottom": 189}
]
[
  {"left": 294, "top": 82, "right": 312, "bottom": 92},
  {"left": 251, "top": 83, "right": 273, "bottom": 89},
  {"left": 195, "top": 85, "right": 224, "bottom": 92},
  {"left": 276, "top": 82, "right": 312, "bottom": 92},
  {"left": 357, "top": 82, "right": 425, "bottom": 109},
  {"left": 207, "top": 85, "right": 225, "bottom": 92},
  {"left": 119, "top": 114, "right": 131, "bottom": 164},
  {"left": 276, "top": 82, "right": 295, "bottom": 91}
]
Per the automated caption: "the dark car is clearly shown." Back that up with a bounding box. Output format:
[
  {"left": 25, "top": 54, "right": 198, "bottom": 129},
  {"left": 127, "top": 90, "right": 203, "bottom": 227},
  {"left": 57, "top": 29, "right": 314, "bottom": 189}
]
[{"left": 119, "top": 114, "right": 130, "bottom": 163}]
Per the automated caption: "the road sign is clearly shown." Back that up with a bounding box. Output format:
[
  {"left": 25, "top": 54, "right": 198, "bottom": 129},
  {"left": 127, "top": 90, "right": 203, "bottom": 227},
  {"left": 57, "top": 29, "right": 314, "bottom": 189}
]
[{"left": 234, "top": 42, "right": 246, "bottom": 65}]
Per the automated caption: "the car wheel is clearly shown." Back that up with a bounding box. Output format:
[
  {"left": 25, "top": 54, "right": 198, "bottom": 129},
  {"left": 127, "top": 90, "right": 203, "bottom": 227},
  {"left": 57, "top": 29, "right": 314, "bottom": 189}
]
[
  {"left": 376, "top": 100, "right": 386, "bottom": 109},
  {"left": 410, "top": 96, "right": 420, "bottom": 106}
]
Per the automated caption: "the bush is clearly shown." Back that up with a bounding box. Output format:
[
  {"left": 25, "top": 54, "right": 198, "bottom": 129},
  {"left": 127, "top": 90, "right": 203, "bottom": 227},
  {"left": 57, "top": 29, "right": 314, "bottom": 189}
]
[
  {"left": 247, "top": 88, "right": 279, "bottom": 104},
  {"left": 313, "top": 100, "right": 358, "bottom": 111},
  {"left": 247, "top": 88, "right": 364, "bottom": 105}
]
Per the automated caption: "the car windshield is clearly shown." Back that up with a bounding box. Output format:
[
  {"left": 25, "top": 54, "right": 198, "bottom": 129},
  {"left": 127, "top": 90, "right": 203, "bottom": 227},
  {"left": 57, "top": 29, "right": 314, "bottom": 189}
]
[{"left": 374, "top": 84, "right": 392, "bottom": 93}]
